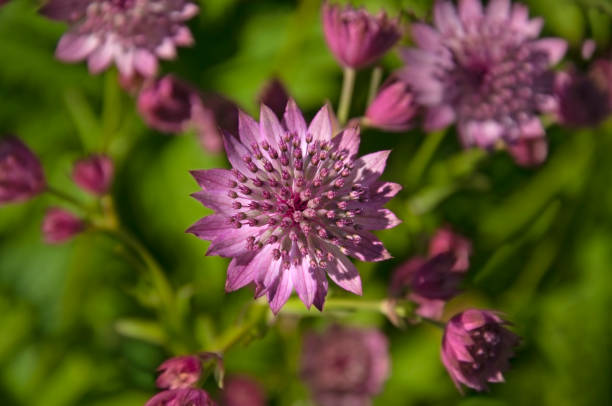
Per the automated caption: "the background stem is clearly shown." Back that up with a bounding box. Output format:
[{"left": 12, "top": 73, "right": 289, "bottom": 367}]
[{"left": 337, "top": 67, "right": 356, "bottom": 125}]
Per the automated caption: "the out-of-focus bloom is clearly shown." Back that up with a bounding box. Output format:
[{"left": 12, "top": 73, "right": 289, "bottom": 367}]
[
  {"left": 322, "top": 1, "right": 401, "bottom": 69},
  {"left": 187, "top": 100, "right": 401, "bottom": 313},
  {"left": 591, "top": 58, "right": 612, "bottom": 103},
  {"left": 401, "top": 0, "right": 567, "bottom": 149},
  {"left": 145, "top": 388, "right": 217, "bottom": 406},
  {"left": 0, "top": 136, "right": 46, "bottom": 205},
  {"left": 441, "top": 309, "right": 520, "bottom": 392},
  {"left": 258, "top": 78, "right": 290, "bottom": 120},
  {"left": 72, "top": 154, "right": 114, "bottom": 196},
  {"left": 554, "top": 69, "right": 610, "bottom": 128},
  {"left": 40, "top": 0, "right": 198, "bottom": 78},
  {"left": 221, "top": 376, "right": 266, "bottom": 406},
  {"left": 581, "top": 39, "right": 597, "bottom": 60},
  {"left": 365, "top": 77, "right": 418, "bottom": 132},
  {"left": 156, "top": 356, "right": 202, "bottom": 390},
  {"left": 194, "top": 92, "right": 239, "bottom": 154},
  {"left": 507, "top": 135, "right": 548, "bottom": 167},
  {"left": 0, "top": 0, "right": 10, "bottom": 6},
  {"left": 42, "top": 208, "right": 84, "bottom": 244},
  {"left": 301, "top": 326, "right": 389, "bottom": 406},
  {"left": 428, "top": 226, "right": 472, "bottom": 272}
]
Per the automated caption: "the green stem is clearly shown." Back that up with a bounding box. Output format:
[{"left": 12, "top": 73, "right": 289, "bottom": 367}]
[
  {"left": 337, "top": 67, "right": 356, "bottom": 126},
  {"left": 281, "top": 297, "right": 386, "bottom": 316},
  {"left": 46, "top": 186, "right": 86, "bottom": 209},
  {"left": 421, "top": 317, "right": 446, "bottom": 329},
  {"left": 576, "top": 0, "right": 612, "bottom": 16},
  {"left": 405, "top": 129, "right": 447, "bottom": 189},
  {"left": 366, "top": 66, "right": 383, "bottom": 107},
  {"left": 211, "top": 304, "right": 267, "bottom": 353}
]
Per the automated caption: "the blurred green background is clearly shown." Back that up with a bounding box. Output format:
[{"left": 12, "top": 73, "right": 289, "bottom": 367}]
[{"left": 1, "top": 0, "right": 611, "bottom": 405}]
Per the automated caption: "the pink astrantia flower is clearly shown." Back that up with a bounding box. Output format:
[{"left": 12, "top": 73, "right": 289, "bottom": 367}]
[
  {"left": 441, "top": 309, "right": 520, "bottom": 392},
  {"left": 42, "top": 208, "right": 84, "bottom": 244},
  {"left": 0, "top": 136, "right": 46, "bottom": 205},
  {"left": 72, "top": 154, "right": 114, "bottom": 196},
  {"left": 507, "top": 135, "right": 548, "bottom": 167},
  {"left": 365, "top": 76, "right": 418, "bottom": 132},
  {"left": 301, "top": 325, "right": 390, "bottom": 406},
  {"left": 400, "top": 0, "right": 567, "bottom": 149},
  {"left": 322, "top": 1, "right": 401, "bottom": 69},
  {"left": 145, "top": 388, "right": 217, "bottom": 406},
  {"left": 554, "top": 69, "right": 611, "bottom": 128},
  {"left": 187, "top": 101, "right": 401, "bottom": 313},
  {"left": 40, "top": 0, "right": 198, "bottom": 78},
  {"left": 156, "top": 356, "right": 202, "bottom": 390},
  {"left": 221, "top": 376, "right": 266, "bottom": 406},
  {"left": 258, "top": 78, "right": 290, "bottom": 120},
  {"left": 428, "top": 226, "right": 472, "bottom": 272}
]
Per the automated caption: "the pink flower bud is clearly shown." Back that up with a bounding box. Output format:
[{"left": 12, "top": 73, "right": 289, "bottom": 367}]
[
  {"left": 258, "top": 78, "right": 290, "bottom": 120},
  {"left": 0, "top": 136, "right": 45, "bottom": 205},
  {"left": 221, "top": 376, "right": 266, "bottom": 406},
  {"left": 72, "top": 154, "right": 114, "bottom": 196},
  {"left": 365, "top": 78, "right": 417, "bottom": 132},
  {"left": 42, "top": 208, "right": 84, "bottom": 244},
  {"left": 145, "top": 388, "right": 217, "bottom": 406},
  {"left": 322, "top": 2, "right": 401, "bottom": 69},
  {"left": 508, "top": 136, "right": 548, "bottom": 168},
  {"left": 441, "top": 309, "right": 520, "bottom": 392},
  {"left": 428, "top": 227, "right": 472, "bottom": 272},
  {"left": 156, "top": 356, "right": 202, "bottom": 390}
]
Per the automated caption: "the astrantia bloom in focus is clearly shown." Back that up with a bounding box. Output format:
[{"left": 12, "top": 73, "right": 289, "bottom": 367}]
[
  {"left": 145, "top": 388, "right": 217, "bottom": 406},
  {"left": 322, "top": 1, "right": 401, "bottom": 69},
  {"left": 0, "top": 136, "right": 46, "bottom": 205},
  {"left": 188, "top": 101, "right": 401, "bottom": 313},
  {"left": 222, "top": 376, "right": 266, "bottom": 406},
  {"left": 365, "top": 77, "right": 418, "bottom": 132},
  {"left": 40, "top": 0, "right": 198, "bottom": 78},
  {"left": 441, "top": 309, "right": 520, "bottom": 392},
  {"left": 401, "top": 0, "right": 567, "bottom": 148},
  {"left": 73, "top": 154, "right": 114, "bottom": 196},
  {"left": 301, "top": 325, "right": 389, "bottom": 406},
  {"left": 156, "top": 356, "right": 202, "bottom": 390},
  {"left": 42, "top": 208, "right": 84, "bottom": 244}
]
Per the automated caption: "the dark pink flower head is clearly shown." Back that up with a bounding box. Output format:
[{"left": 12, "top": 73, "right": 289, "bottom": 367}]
[
  {"left": 428, "top": 226, "right": 472, "bottom": 272},
  {"left": 145, "top": 388, "right": 217, "bottom": 406},
  {"left": 322, "top": 1, "right": 401, "bottom": 69},
  {"left": 187, "top": 100, "right": 401, "bottom": 313},
  {"left": 507, "top": 135, "right": 547, "bottom": 167},
  {"left": 301, "top": 326, "right": 390, "bottom": 406},
  {"left": 221, "top": 376, "right": 266, "bottom": 406},
  {"left": 156, "top": 355, "right": 202, "bottom": 390},
  {"left": 258, "top": 78, "right": 290, "bottom": 120},
  {"left": 441, "top": 309, "right": 520, "bottom": 392},
  {"left": 40, "top": 0, "right": 198, "bottom": 78},
  {"left": 0, "top": 136, "right": 46, "bottom": 205},
  {"left": 365, "top": 76, "right": 418, "bottom": 132},
  {"left": 554, "top": 69, "right": 610, "bottom": 128},
  {"left": 72, "top": 154, "right": 114, "bottom": 196},
  {"left": 194, "top": 92, "right": 239, "bottom": 154},
  {"left": 401, "top": 0, "right": 567, "bottom": 149},
  {"left": 42, "top": 208, "right": 84, "bottom": 244}
]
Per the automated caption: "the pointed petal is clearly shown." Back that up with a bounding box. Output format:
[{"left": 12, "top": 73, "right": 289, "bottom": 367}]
[
  {"left": 411, "top": 23, "right": 442, "bottom": 50},
  {"left": 459, "top": 0, "right": 483, "bottom": 23},
  {"left": 206, "top": 227, "right": 263, "bottom": 257},
  {"left": 325, "top": 248, "right": 362, "bottom": 295},
  {"left": 56, "top": 34, "right": 99, "bottom": 62},
  {"left": 486, "top": 0, "right": 510, "bottom": 21},
  {"left": 268, "top": 267, "right": 293, "bottom": 314},
  {"left": 283, "top": 99, "right": 307, "bottom": 136},
  {"left": 308, "top": 104, "right": 333, "bottom": 143},
  {"left": 434, "top": 1, "right": 462, "bottom": 35},
  {"left": 238, "top": 110, "right": 261, "bottom": 146},
  {"left": 260, "top": 104, "right": 284, "bottom": 150},
  {"left": 226, "top": 249, "right": 270, "bottom": 292},
  {"left": 191, "top": 169, "right": 233, "bottom": 190},
  {"left": 368, "top": 181, "right": 402, "bottom": 204},
  {"left": 293, "top": 255, "right": 318, "bottom": 309},
  {"left": 355, "top": 208, "right": 402, "bottom": 230},
  {"left": 533, "top": 38, "right": 567, "bottom": 65},
  {"left": 186, "top": 215, "right": 231, "bottom": 240},
  {"left": 222, "top": 132, "right": 252, "bottom": 175},
  {"left": 353, "top": 150, "right": 391, "bottom": 185},
  {"left": 332, "top": 126, "right": 360, "bottom": 160},
  {"left": 424, "top": 105, "right": 456, "bottom": 131}
]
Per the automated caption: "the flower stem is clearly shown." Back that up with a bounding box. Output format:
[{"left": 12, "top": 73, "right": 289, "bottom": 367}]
[
  {"left": 280, "top": 297, "right": 386, "bottom": 316},
  {"left": 421, "top": 317, "right": 446, "bottom": 329},
  {"left": 366, "top": 66, "right": 384, "bottom": 107},
  {"left": 46, "top": 186, "right": 86, "bottom": 209},
  {"left": 405, "top": 129, "right": 447, "bottom": 189},
  {"left": 337, "top": 67, "right": 356, "bottom": 126},
  {"left": 211, "top": 303, "right": 268, "bottom": 353}
]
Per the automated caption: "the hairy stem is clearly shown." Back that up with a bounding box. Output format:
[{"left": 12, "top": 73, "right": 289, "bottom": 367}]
[{"left": 337, "top": 67, "right": 356, "bottom": 126}]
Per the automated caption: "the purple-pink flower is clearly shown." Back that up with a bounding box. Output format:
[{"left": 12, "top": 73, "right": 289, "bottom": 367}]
[
  {"left": 507, "top": 136, "right": 548, "bottom": 167},
  {"left": 258, "top": 78, "right": 290, "bottom": 120},
  {"left": 365, "top": 77, "right": 418, "bottom": 132},
  {"left": 40, "top": 0, "right": 198, "bottom": 78},
  {"left": 301, "top": 325, "right": 390, "bottom": 406},
  {"left": 156, "top": 356, "right": 202, "bottom": 390},
  {"left": 42, "top": 208, "right": 84, "bottom": 244},
  {"left": 0, "top": 136, "right": 46, "bottom": 205},
  {"left": 428, "top": 226, "right": 472, "bottom": 272},
  {"left": 401, "top": 0, "right": 567, "bottom": 149},
  {"left": 187, "top": 101, "right": 401, "bottom": 313},
  {"left": 554, "top": 69, "right": 611, "bottom": 128},
  {"left": 441, "top": 309, "right": 520, "bottom": 392},
  {"left": 221, "top": 376, "right": 266, "bottom": 406},
  {"left": 322, "top": 1, "right": 401, "bottom": 69},
  {"left": 145, "top": 388, "right": 217, "bottom": 406},
  {"left": 72, "top": 154, "right": 114, "bottom": 196}
]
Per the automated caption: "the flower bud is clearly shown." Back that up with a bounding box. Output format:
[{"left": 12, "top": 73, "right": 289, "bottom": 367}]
[
  {"left": 72, "top": 154, "right": 114, "bottom": 196},
  {"left": 193, "top": 93, "right": 239, "bottom": 154},
  {"left": 554, "top": 70, "right": 610, "bottom": 128},
  {"left": 258, "top": 78, "right": 289, "bottom": 120},
  {"left": 0, "top": 136, "right": 46, "bottom": 204},
  {"left": 508, "top": 136, "right": 548, "bottom": 168},
  {"left": 428, "top": 227, "right": 472, "bottom": 272},
  {"left": 221, "top": 376, "right": 266, "bottom": 406},
  {"left": 322, "top": 1, "right": 401, "bottom": 69},
  {"left": 365, "top": 78, "right": 417, "bottom": 132},
  {"left": 42, "top": 208, "right": 84, "bottom": 244},
  {"left": 441, "top": 309, "right": 520, "bottom": 392},
  {"left": 156, "top": 355, "right": 202, "bottom": 390},
  {"left": 145, "top": 388, "right": 217, "bottom": 406}
]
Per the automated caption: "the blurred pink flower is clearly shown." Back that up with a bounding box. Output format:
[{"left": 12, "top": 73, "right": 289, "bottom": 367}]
[
  {"left": 40, "top": 0, "right": 198, "bottom": 78},
  {"left": 145, "top": 388, "right": 216, "bottom": 406},
  {"left": 322, "top": 1, "right": 401, "bottom": 69},
  {"left": 258, "top": 78, "right": 290, "bottom": 120},
  {"left": 441, "top": 309, "right": 520, "bottom": 392},
  {"left": 72, "top": 154, "right": 114, "bottom": 196},
  {"left": 365, "top": 77, "right": 417, "bottom": 132},
  {"left": 554, "top": 69, "right": 610, "bottom": 128},
  {"left": 221, "top": 376, "right": 266, "bottom": 406},
  {"left": 42, "top": 208, "right": 84, "bottom": 244},
  {"left": 507, "top": 136, "right": 548, "bottom": 167},
  {"left": 428, "top": 226, "right": 472, "bottom": 272},
  {"left": 0, "top": 136, "right": 46, "bottom": 205},
  {"left": 156, "top": 356, "right": 202, "bottom": 390},
  {"left": 301, "top": 325, "right": 389, "bottom": 406}
]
